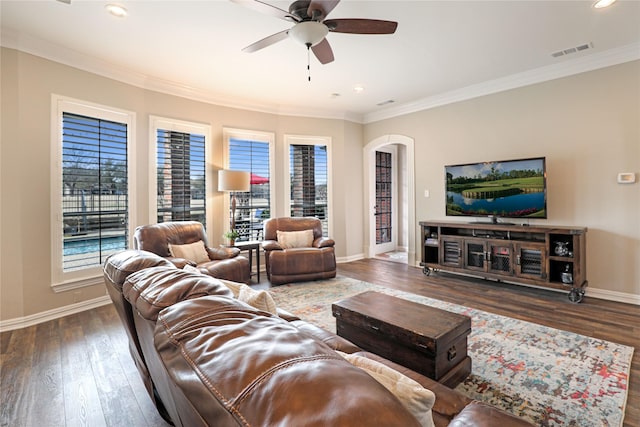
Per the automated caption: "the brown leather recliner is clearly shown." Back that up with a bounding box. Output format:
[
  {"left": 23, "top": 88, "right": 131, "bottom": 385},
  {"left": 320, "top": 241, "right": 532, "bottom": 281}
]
[
  {"left": 262, "top": 217, "right": 336, "bottom": 285},
  {"left": 133, "top": 221, "right": 250, "bottom": 284}
]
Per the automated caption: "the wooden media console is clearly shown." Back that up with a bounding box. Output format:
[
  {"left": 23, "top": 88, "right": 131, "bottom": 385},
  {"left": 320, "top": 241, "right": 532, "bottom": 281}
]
[{"left": 419, "top": 220, "right": 587, "bottom": 303}]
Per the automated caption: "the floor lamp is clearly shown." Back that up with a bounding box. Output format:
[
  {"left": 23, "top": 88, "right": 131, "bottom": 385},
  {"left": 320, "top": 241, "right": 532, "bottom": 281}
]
[{"left": 218, "top": 170, "right": 250, "bottom": 235}]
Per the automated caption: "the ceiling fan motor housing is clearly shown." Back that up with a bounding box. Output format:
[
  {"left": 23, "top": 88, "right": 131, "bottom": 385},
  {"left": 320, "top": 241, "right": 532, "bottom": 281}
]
[{"left": 289, "top": 0, "right": 314, "bottom": 20}]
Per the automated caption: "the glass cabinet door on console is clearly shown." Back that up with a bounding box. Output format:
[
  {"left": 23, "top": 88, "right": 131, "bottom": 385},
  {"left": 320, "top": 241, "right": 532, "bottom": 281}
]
[
  {"left": 464, "top": 241, "right": 486, "bottom": 272},
  {"left": 514, "top": 242, "right": 546, "bottom": 280},
  {"left": 487, "top": 242, "right": 513, "bottom": 275},
  {"left": 440, "top": 236, "right": 463, "bottom": 268}
]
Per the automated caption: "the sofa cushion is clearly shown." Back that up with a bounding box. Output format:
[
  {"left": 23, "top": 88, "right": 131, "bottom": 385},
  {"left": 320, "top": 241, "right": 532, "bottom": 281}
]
[
  {"left": 122, "top": 266, "right": 233, "bottom": 320},
  {"left": 104, "top": 250, "right": 175, "bottom": 291},
  {"left": 277, "top": 229, "right": 314, "bottom": 248},
  {"left": 339, "top": 352, "right": 436, "bottom": 427},
  {"left": 168, "top": 240, "right": 210, "bottom": 264}
]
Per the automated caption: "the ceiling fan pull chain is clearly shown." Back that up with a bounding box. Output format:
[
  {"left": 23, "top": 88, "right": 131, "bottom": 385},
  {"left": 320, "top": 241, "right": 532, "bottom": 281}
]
[{"left": 307, "top": 44, "right": 311, "bottom": 82}]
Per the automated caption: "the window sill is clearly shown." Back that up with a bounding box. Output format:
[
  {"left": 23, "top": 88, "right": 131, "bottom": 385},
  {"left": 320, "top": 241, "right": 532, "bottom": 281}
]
[{"left": 51, "top": 275, "right": 103, "bottom": 293}]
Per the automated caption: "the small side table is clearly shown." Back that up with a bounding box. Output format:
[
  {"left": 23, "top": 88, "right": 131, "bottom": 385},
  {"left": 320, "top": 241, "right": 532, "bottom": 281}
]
[{"left": 230, "top": 241, "right": 261, "bottom": 282}]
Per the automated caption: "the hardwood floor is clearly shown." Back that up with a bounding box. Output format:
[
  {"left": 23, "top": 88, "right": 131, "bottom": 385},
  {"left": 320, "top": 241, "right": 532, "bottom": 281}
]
[{"left": 1, "top": 258, "right": 638, "bottom": 426}]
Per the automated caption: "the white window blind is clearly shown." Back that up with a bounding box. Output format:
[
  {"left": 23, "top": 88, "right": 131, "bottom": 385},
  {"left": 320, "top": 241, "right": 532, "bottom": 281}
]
[
  {"left": 228, "top": 137, "right": 271, "bottom": 241},
  {"left": 289, "top": 142, "right": 329, "bottom": 236},
  {"left": 61, "top": 112, "right": 128, "bottom": 272},
  {"left": 156, "top": 129, "right": 206, "bottom": 225}
]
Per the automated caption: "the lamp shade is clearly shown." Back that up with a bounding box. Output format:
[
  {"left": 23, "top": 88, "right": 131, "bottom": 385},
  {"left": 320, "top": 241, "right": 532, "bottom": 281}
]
[{"left": 218, "top": 170, "right": 250, "bottom": 192}]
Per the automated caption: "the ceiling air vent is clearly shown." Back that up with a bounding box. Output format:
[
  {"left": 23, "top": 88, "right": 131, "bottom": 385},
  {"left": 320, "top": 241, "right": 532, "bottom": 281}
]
[
  {"left": 376, "top": 100, "right": 395, "bottom": 107},
  {"left": 551, "top": 42, "right": 593, "bottom": 58}
]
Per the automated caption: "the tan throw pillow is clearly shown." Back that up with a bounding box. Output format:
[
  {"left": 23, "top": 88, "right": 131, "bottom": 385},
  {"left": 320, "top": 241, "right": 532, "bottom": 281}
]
[
  {"left": 168, "top": 240, "right": 210, "bottom": 264},
  {"left": 238, "top": 286, "right": 278, "bottom": 315},
  {"left": 338, "top": 352, "right": 436, "bottom": 427},
  {"left": 219, "top": 279, "right": 278, "bottom": 316},
  {"left": 277, "top": 229, "right": 314, "bottom": 249}
]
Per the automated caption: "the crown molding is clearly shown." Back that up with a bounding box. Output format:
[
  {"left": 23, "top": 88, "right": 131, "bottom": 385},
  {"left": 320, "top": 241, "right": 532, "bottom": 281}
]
[
  {"left": 2, "top": 27, "right": 636, "bottom": 125},
  {"left": 0, "top": 27, "right": 362, "bottom": 123},
  {"left": 363, "top": 42, "right": 640, "bottom": 124}
]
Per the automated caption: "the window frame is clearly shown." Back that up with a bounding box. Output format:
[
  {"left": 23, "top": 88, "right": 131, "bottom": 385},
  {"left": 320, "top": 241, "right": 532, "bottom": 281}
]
[
  {"left": 149, "top": 116, "right": 212, "bottom": 229},
  {"left": 222, "top": 128, "right": 275, "bottom": 241},
  {"left": 50, "top": 95, "right": 136, "bottom": 292},
  {"left": 284, "top": 134, "right": 333, "bottom": 237}
]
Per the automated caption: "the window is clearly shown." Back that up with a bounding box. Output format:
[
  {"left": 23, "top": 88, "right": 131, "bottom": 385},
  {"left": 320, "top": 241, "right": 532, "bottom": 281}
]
[
  {"left": 285, "top": 135, "right": 332, "bottom": 236},
  {"left": 151, "top": 117, "right": 209, "bottom": 226},
  {"left": 51, "top": 96, "right": 135, "bottom": 291},
  {"left": 223, "top": 128, "right": 274, "bottom": 242}
]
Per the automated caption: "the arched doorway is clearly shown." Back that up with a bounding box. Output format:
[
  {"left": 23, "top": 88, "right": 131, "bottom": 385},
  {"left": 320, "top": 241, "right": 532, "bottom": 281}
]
[{"left": 363, "top": 135, "right": 415, "bottom": 265}]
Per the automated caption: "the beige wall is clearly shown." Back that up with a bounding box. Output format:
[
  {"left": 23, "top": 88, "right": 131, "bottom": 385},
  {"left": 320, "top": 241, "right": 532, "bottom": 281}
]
[
  {"left": 0, "top": 48, "right": 364, "bottom": 321},
  {"left": 364, "top": 60, "right": 640, "bottom": 297},
  {"left": 1, "top": 48, "right": 638, "bottom": 323}
]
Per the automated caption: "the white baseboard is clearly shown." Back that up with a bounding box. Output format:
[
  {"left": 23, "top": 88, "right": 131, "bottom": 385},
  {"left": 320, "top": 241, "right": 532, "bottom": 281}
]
[
  {"left": 586, "top": 287, "right": 640, "bottom": 305},
  {"left": 0, "top": 295, "right": 112, "bottom": 333},
  {"left": 337, "top": 253, "right": 365, "bottom": 264}
]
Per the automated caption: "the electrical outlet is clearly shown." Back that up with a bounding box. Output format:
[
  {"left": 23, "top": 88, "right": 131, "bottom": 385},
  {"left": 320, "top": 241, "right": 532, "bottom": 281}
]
[{"left": 424, "top": 190, "right": 430, "bottom": 198}]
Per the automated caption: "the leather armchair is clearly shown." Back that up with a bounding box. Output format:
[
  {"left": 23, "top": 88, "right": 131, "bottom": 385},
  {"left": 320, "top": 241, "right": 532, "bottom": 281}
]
[
  {"left": 262, "top": 217, "right": 336, "bottom": 285},
  {"left": 133, "top": 221, "right": 250, "bottom": 283}
]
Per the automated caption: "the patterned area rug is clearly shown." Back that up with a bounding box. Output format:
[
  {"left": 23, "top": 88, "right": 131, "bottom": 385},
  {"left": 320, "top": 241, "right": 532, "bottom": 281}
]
[{"left": 268, "top": 276, "right": 633, "bottom": 427}]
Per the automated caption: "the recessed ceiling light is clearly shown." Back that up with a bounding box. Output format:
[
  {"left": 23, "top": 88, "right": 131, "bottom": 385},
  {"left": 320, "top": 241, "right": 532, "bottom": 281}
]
[
  {"left": 593, "top": 0, "right": 617, "bottom": 9},
  {"left": 353, "top": 85, "right": 365, "bottom": 93},
  {"left": 105, "top": 4, "right": 128, "bottom": 17}
]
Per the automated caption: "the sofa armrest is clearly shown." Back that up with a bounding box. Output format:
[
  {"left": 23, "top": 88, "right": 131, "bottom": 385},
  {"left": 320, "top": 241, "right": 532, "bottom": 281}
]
[
  {"left": 261, "top": 240, "right": 282, "bottom": 251},
  {"left": 207, "top": 246, "right": 240, "bottom": 260},
  {"left": 167, "top": 257, "right": 195, "bottom": 268},
  {"left": 313, "top": 237, "right": 335, "bottom": 248},
  {"left": 448, "top": 401, "right": 534, "bottom": 427}
]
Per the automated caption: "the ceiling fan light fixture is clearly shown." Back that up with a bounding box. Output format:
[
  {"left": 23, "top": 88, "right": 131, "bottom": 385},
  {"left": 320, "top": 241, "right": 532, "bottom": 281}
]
[
  {"left": 289, "top": 21, "right": 329, "bottom": 47},
  {"left": 593, "top": 0, "right": 617, "bottom": 8},
  {"left": 105, "top": 4, "right": 128, "bottom": 17}
]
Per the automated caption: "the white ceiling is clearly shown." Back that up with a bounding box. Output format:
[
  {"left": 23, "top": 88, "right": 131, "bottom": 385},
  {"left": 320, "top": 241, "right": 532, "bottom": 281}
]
[{"left": 2, "top": 0, "right": 639, "bottom": 122}]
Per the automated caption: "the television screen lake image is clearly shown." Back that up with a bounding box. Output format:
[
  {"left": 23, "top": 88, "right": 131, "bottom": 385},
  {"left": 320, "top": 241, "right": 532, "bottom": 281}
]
[{"left": 445, "top": 158, "right": 546, "bottom": 218}]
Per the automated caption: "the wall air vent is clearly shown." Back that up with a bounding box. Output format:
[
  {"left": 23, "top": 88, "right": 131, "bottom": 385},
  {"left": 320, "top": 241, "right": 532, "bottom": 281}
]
[
  {"left": 551, "top": 42, "right": 593, "bottom": 58},
  {"left": 376, "top": 100, "right": 395, "bottom": 106}
]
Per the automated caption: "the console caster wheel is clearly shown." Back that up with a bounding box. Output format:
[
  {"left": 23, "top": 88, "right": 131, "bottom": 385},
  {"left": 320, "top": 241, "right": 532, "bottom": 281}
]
[
  {"left": 422, "top": 267, "right": 431, "bottom": 276},
  {"left": 568, "top": 288, "right": 584, "bottom": 304}
]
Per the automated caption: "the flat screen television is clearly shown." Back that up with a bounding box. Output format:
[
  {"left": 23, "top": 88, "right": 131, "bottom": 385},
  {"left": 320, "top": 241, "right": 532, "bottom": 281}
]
[{"left": 445, "top": 157, "right": 547, "bottom": 220}]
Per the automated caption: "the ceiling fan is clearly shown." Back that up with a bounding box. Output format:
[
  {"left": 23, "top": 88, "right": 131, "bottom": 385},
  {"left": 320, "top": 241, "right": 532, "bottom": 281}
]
[{"left": 231, "top": 0, "right": 398, "bottom": 65}]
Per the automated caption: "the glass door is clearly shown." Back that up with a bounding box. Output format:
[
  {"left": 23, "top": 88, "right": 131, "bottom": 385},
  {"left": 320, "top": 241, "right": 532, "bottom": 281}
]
[{"left": 374, "top": 149, "right": 396, "bottom": 254}]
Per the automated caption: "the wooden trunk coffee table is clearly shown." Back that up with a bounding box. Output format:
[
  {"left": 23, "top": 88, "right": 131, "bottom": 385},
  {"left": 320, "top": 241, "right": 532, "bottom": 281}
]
[{"left": 332, "top": 291, "right": 472, "bottom": 388}]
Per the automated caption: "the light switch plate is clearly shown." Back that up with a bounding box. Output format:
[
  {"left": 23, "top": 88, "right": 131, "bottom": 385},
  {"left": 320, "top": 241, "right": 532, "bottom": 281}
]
[{"left": 617, "top": 172, "right": 636, "bottom": 184}]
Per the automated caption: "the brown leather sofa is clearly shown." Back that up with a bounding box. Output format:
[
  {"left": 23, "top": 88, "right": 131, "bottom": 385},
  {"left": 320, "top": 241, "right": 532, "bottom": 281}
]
[
  {"left": 133, "top": 221, "right": 250, "bottom": 284},
  {"left": 104, "top": 250, "right": 534, "bottom": 427},
  {"left": 262, "top": 217, "right": 336, "bottom": 285}
]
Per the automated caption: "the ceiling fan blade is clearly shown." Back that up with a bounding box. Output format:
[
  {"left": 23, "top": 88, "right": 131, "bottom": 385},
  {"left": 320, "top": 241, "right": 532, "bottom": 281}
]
[
  {"left": 230, "top": 0, "right": 299, "bottom": 22},
  {"left": 324, "top": 19, "right": 398, "bottom": 34},
  {"left": 307, "top": 0, "right": 340, "bottom": 20},
  {"left": 311, "top": 38, "right": 334, "bottom": 64},
  {"left": 242, "top": 29, "right": 290, "bottom": 53}
]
